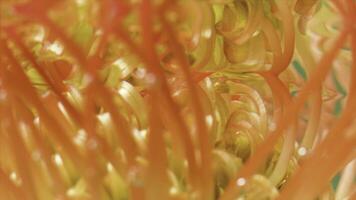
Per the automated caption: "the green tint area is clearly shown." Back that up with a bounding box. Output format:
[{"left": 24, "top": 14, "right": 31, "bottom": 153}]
[
  {"left": 331, "top": 69, "right": 347, "bottom": 116},
  {"left": 292, "top": 60, "right": 307, "bottom": 80}
]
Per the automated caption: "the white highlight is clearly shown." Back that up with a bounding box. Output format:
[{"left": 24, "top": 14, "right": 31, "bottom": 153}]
[
  {"left": 76, "top": 0, "right": 86, "bottom": 6},
  {"left": 205, "top": 115, "right": 213, "bottom": 127},
  {"left": 201, "top": 29, "right": 212, "bottom": 39},
  {"left": 74, "top": 129, "right": 87, "bottom": 146},
  {"left": 47, "top": 41, "right": 63, "bottom": 55},
  {"left": 10, "top": 172, "right": 22, "bottom": 186},
  {"left": 98, "top": 112, "right": 111, "bottom": 124},
  {"left": 132, "top": 128, "right": 147, "bottom": 140},
  {"left": 113, "top": 58, "right": 131, "bottom": 78},
  {"left": 107, "top": 162, "right": 114, "bottom": 172},
  {"left": 33, "top": 27, "right": 45, "bottom": 42},
  {"left": 53, "top": 154, "right": 63, "bottom": 166}
]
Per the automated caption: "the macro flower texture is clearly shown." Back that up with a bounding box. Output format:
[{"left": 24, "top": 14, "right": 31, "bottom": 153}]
[{"left": 0, "top": 0, "right": 355, "bottom": 199}]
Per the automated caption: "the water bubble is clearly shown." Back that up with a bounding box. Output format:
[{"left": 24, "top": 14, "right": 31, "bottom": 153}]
[
  {"left": 298, "top": 147, "right": 307, "bottom": 157},
  {"left": 236, "top": 177, "right": 246, "bottom": 187}
]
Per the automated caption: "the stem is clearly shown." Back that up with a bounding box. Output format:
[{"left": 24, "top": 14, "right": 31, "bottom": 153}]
[
  {"left": 271, "top": 0, "right": 295, "bottom": 75},
  {"left": 269, "top": 124, "right": 296, "bottom": 186},
  {"left": 159, "top": 12, "right": 214, "bottom": 200},
  {"left": 145, "top": 96, "right": 170, "bottom": 200},
  {"left": 296, "top": 31, "right": 322, "bottom": 149},
  {"left": 336, "top": 159, "right": 356, "bottom": 200}
]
